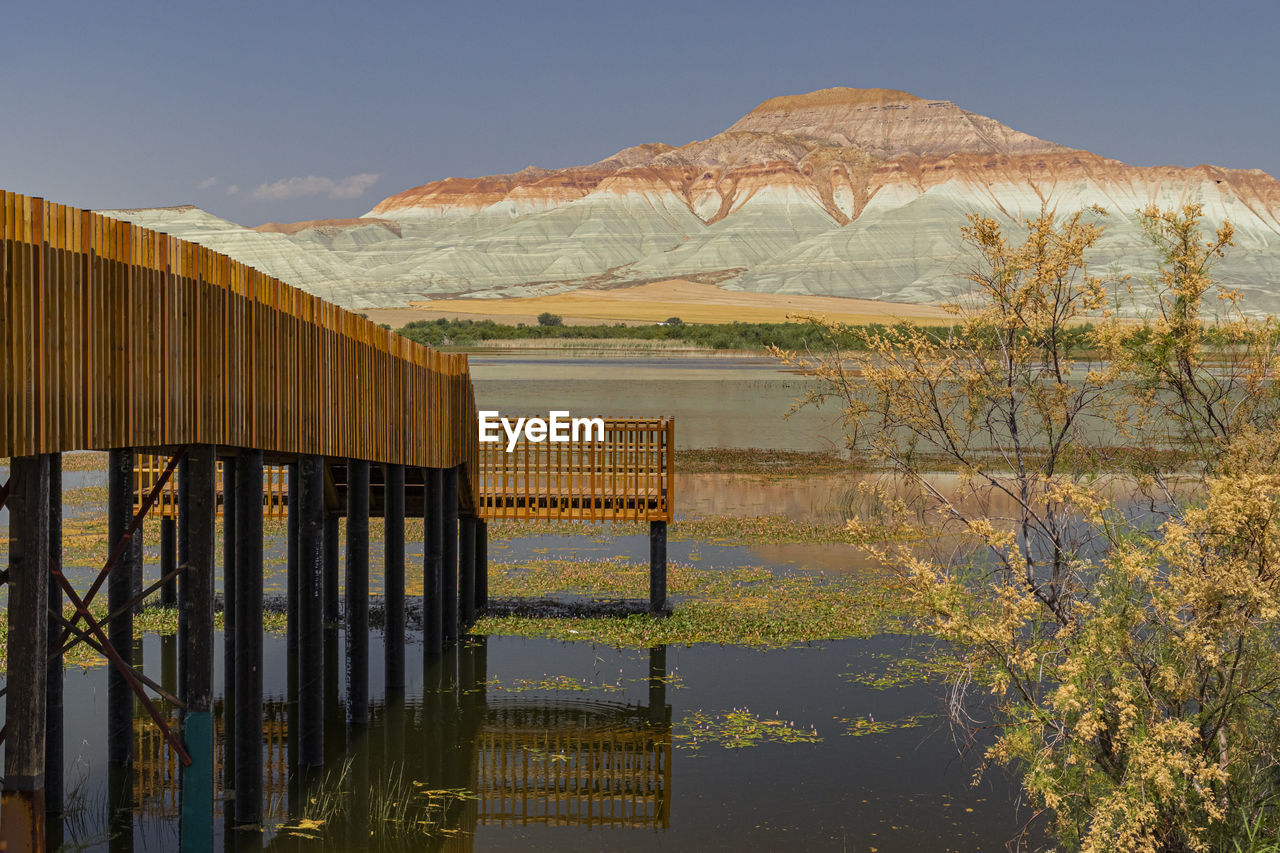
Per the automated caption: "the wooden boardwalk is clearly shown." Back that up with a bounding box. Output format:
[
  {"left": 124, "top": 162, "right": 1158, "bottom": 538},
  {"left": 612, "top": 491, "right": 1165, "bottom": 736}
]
[{"left": 0, "top": 188, "right": 674, "bottom": 851}]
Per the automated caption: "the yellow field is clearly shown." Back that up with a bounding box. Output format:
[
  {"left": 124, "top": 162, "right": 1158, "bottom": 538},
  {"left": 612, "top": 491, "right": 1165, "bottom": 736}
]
[{"left": 363, "top": 279, "right": 950, "bottom": 328}]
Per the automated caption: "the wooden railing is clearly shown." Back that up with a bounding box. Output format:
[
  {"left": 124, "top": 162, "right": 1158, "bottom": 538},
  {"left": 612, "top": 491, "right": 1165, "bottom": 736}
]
[
  {"left": 0, "top": 190, "right": 479, "bottom": 502},
  {"left": 477, "top": 417, "right": 674, "bottom": 522}
]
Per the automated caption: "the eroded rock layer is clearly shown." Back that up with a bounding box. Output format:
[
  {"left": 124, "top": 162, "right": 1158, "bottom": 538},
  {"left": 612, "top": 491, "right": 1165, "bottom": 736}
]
[{"left": 105, "top": 87, "right": 1280, "bottom": 312}]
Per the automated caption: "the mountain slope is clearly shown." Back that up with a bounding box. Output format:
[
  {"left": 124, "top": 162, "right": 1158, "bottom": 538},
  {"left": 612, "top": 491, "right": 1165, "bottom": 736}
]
[{"left": 104, "top": 87, "right": 1280, "bottom": 313}]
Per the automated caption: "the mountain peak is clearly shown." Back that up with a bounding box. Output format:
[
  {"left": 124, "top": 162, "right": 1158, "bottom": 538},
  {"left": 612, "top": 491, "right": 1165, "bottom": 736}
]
[
  {"left": 747, "top": 86, "right": 925, "bottom": 114},
  {"left": 728, "top": 86, "right": 1067, "bottom": 158}
]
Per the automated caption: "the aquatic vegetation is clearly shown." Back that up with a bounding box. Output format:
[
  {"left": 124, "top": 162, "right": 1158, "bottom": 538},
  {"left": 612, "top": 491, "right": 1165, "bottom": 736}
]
[
  {"left": 674, "top": 707, "right": 822, "bottom": 752},
  {"left": 278, "top": 760, "right": 475, "bottom": 845},
  {"left": 476, "top": 561, "right": 907, "bottom": 648},
  {"left": 836, "top": 713, "right": 932, "bottom": 737},
  {"left": 482, "top": 674, "right": 625, "bottom": 694},
  {"left": 488, "top": 513, "right": 911, "bottom": 545}
]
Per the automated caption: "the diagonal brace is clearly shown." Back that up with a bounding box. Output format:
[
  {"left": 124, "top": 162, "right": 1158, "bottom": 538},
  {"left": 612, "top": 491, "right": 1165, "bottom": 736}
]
[
  {"left": 52, "top": 569, "right": 192, "bottom": 767},
  {"left": 55, "top": 447, "right": 188, "bottom": 651}
]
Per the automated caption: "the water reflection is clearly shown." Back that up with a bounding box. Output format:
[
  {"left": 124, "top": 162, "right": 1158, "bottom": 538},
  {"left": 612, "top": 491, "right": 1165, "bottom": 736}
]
[{"left": 114, "top": 638, "right": 673, "bottom": 851}]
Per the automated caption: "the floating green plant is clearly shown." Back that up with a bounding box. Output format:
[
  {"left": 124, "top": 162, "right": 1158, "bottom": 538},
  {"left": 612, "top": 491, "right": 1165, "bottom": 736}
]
[{"left": 674, "top": 707, "right": 822, "bottom": 752}]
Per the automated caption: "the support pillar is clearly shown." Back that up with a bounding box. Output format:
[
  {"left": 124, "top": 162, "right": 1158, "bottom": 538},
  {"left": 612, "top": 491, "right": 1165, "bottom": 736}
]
[
  {"left": 384, "top": 464, "right": 406, "bottom": 693},
  {"left": 161, "top": 515, "right": 177, "bottom": 607},
  {"left": 475, "top": 519, "right": 488, "bottom": 615},
  {"left": 286, "top": 463, "right": 299, "bottom": 653},
  {"left": 459, "top": 516, "right": 476, "bottom": 630},
  {"left": 424, "top": 468, "right": 443, "bottom": 656},
  {"left": 222, "top": 457, "right": 237, "bottom": 782},
  {"left": 298, "top": 455, "right": 325, "bottom": 770},
  {"left": 233, "top": 450, "right": 264, "bottom": 826},
  {"left": 180, "top": 445, "right": 216, "bottom": 853},
  {"left": 649, "top": 644, "right": 668, "bottom": 726},
  {"left": 346, "top": 459, "right": 370, "bottom": 725},
  {"left": 323, "top": 510, "right": 340, "bottom": 626},
  {"left": 649, "top": 520, "right": 668, "bottom": 614},
  {"left": 177, "top": 457, "right": 190, "bottom": 701},
  {"left": 46, "top": 455, "right": 63, "bottom": 816},
  {"left": 2, "top": 454, "right": 51, "bottom": 853},
  {"left": 442, "top": 467, "right": 459, "bottom": 645},
  {"left": 107, "top": 447, "right": 136, "bottom": 767}
]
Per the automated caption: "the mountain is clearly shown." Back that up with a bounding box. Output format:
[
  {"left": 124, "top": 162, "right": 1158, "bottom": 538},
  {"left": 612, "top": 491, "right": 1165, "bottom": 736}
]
[{"left": 105, "top": 87, "right": 1280, "bottom": 313}]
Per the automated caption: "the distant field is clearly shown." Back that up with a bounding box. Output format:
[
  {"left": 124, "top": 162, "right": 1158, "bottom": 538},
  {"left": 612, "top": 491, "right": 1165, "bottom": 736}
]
[{"left": 362, "top": 279, "right": 950, "bottom": 327}]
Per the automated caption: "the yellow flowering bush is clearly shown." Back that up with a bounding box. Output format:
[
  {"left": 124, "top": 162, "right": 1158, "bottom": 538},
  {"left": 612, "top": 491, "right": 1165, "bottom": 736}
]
[{"left": 776, "top": 205, "right": 1280, "bottom": 851}]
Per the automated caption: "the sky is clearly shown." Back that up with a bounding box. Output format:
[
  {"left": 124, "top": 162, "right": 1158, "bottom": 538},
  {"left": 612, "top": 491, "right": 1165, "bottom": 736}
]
[{"left": 2, "top": 0, "right": 1277, "bottom": 227}]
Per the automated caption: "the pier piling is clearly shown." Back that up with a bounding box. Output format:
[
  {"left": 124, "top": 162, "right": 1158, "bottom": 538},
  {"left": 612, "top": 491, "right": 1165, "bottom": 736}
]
[
  {"left": 384, "top": 463, "right": 406, "bottom": 692},
  {"left": 298, "top": 455, "right": 325, "bottom": 770},
  {"left": 346, "top": 459, "right": 370, "bottom": 725},
  {"left": 233, "top": 450, "right": 264, "bottom": 825},
  {"left": 180, "top": 445, "right": 217, "bottom": 852},
  {"left": 460, "top": 515, "right": 476, "bottom": 629},
  {"left": 107, "top": 448, "right": 136, "bottom": 768},
  {"left": 443, "top": 467, "right": 459, "bottom": 645},
  {"left": 425, "top": 467, "right": 444, "bottom": 656},
  {"left": 2, "top": 454, "right": 52, "bottom": 853},
  {"left": 649, "top": 520, "right": 668, "bottom": 614}
]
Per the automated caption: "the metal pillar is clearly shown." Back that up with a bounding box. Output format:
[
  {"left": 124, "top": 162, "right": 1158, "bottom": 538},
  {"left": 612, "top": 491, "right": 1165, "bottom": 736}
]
[
  {"left": 323, "top": 511, "right": 340, "bottom": 625},
  {"left": 2, "top": 454, "right": 51, "bottom": 853},
  {"left": 45, "top": 455, "right": 63, "bottom": 816},
  {"left": 177, "top": 456, "right": 190, "bottom": 702},
  {"left": 649, "top": 645, "right": 668, "bottom": 725},
  {"left": 346, "top": 459, "right": 370, "bottom": 725},
  {"left": 475, "top": 519, "right": 488, "bottom": 615},
  {"left": 442, "top": 467, "right": 459, "bottom": 645},
  {"left": 222, "top": 457, "right": 237, "bottom": 781},
  {"left": 649, "top": 520, "right": 668, "bottom": 614},
  {"left": 233, "top": 450, "right": 264, "bottom": 825},
  {"left": 287, "top": 463, "right": 299, "bottom": 653},
  {"left": 180, "top": 445, "right": 217, "bottom": 853},
  {"left": 459, "top": 516, "right": 476, "bottom": 629},
  {"left": 424, "top": 468, "right": 443, "bottom": 656},
  {"left": 384, "top": 464, "right": 406, "bottom": 693},
  {"left": 107, "top": 447, "right": 136, "bottom": 767},
  {"left": 161, "top": 516, "right": 177, "bottom": 606},
  {"left": 298, "top": 456, "right": 325, "bottom": 769}
]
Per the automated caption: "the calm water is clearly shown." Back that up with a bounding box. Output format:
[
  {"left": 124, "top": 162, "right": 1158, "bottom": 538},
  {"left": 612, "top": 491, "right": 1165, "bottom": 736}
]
[
  {"left": 46, "top": 631, "right": 1037, "bottom": 852},
  {"left": 3, "top": 351, "right": 1047, "bottom": 850}
]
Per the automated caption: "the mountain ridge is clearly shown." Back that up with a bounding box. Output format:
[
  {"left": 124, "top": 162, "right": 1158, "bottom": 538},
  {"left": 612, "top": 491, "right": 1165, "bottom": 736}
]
[{"left": 103, "top": 87, "right": 1280, "bottom": 313}]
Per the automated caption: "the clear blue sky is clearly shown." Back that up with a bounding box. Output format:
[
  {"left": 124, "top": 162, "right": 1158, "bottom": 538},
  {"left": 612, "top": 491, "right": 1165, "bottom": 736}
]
[{"left": 3, "top": 0, "right": 1276, "bottom": 226}]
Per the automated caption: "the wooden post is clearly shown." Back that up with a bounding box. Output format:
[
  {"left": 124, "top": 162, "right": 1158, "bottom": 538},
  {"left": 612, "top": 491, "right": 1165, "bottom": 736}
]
[
  {"left": 442, "top": 467, "right": 459, "bottom": 645},
  {"left": 107, "top": 447, "right": 135, "bottom": 767},
  {"left": 649, "top": 520, "right": 668, "bottom": 614},
  {"left": 459, "top": 516, "right": 476, "bottom": 629},
  {"left": 2, "top": 454, "right": 51, "bottom": 853},
  {"left": 161, "top": 515, "right": 177, "bottom": 606},
  {"left": 180, "top": 445, "right": 216, "bottom": 853},
  {"left": 346, "top": 459, "right": 370, "bottom": 725},
  {"left": 323, "top": 511, "right": 340, "bottom": 625},
  {"left": 286, "top": 462, "right": 299, "bottom": 653},
  {"left": 384, "top": 463, "right": 406, "bottom": 693},
  {"left": 46, "top": 454, "right": 63, "bottom": 816},
  {"left": 298, "top": 455, "right": 325, "bottom": 769},
  {"left": 424, "top": 468, "right": 444, "bottom": 657},
  {"left": 234, "top": 449, "right": 264, "bottom": 825},
  {"left": 475, "top": 519, "right": 488, "bottom": 615}
]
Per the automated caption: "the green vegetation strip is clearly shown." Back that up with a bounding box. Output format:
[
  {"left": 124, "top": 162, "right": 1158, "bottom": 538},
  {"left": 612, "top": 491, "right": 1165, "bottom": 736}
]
[
  {"left": 488, "top": 513, "right": 907, "bottom": 545},
  {"left": 476, "top": 557, "right": 907, "bottom": 648}
]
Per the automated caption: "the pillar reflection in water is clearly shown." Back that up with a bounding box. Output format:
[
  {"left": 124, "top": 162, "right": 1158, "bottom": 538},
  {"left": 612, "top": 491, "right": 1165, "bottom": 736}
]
[{"left": 100, "top": 637, "right": 673, "bottom": 848}]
